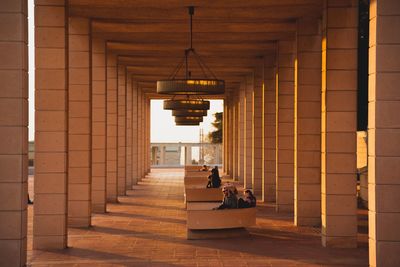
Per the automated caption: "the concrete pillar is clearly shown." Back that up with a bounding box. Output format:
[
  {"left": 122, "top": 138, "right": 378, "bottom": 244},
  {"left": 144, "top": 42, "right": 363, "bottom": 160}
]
[
  {"left": 131, "top": 81, "right": 138, "bottom": 184},
  {"left": 33, "top": 0, "right": 68, "bottom": 250},
  {"left": 117, "top": 65, "right": 126, "bottom": 196},
  {"left": 146, "top": 97, "right": 151, "bottom": 173},
  {"left": 231, "top": 99, "right": 236, "bottom": 179},
  {"left": 68, "top": 17, "right": 91, "bottom": 227},
  {"left": 369, "top": 1, "right": 400, "bottom": 266},
  {"left": 229, "top": 100, "right": 234, "bottom": 176},
  {"left": 264, "top": 56, "right": 277, "bottom": 202},
  {"left": 0, "top": 0, "right": 28, "bottom": 264},
  {"left": 106, "top": 54, "right": 118, "bottom": 202},
  {"left": 185, "top": 146, "right": 192, "bottom": 165},
  {"left": 234, "top": 91, "right": 240, "bottom": 181},
  {"left": 245, "top": 74, "right": 253, "bottom": 189},
  {"left": 321, "top": 0, "right": 358, "bottom": 248},
  {"left": 91, "top": 38, "right": 106, "bottom": 213},
  {"left": 126, "top": 74, "right": 132, "bottom": 190},
  {"left": 238, "top": 82, "right": 246, "bottom": 183},
  {"left": 137, "top": 88, "right": 142, "bottom": 180},
  {"left": 223, "top": 103, "right": 228, "bottom": 173},
  {"left": 276, "top": 39, "right": 296, "bottom": 212},
  {"left": 294, "top": 18, "right": 322, "bottom": 226},
  {"left": 253, "top": 65, "right": 263, "bottom": 197}
]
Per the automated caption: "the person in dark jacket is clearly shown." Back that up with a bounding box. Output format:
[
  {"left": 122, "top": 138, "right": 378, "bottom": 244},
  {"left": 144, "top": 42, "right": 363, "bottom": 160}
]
[
  {"left": 238, "top": 189, "right": 256, "bottom": 208},
  {"left": 206, "top": 166, "right": 221, "bottom": 188},
  {"left": 215, "top": 186, "right": 238, "bottom": 209}
]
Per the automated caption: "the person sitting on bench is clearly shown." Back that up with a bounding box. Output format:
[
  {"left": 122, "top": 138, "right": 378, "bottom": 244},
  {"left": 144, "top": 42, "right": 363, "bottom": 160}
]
[
  {"left": 238, "top": 189, "right": 256, "bottom": 208},
  {"left": 215, "top": 186, "right": 238, "bottom": 209},
  {"left": 206, "top": 166, "right": 221, "bottom": 188},
  {"left": 199, "top": 165, "right": 209, "bottom": 171}
]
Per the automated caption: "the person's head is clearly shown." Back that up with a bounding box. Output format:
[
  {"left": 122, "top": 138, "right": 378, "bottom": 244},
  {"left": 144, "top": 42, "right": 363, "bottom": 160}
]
[
  {"left": 214, "top": 166, "right": 218, "bottom": 170},
  {"left": 203, "top": 165, "right": 206, "bottom": 168},
  {"left": 245, "top": 189, "right": 254, "bottom": 198},
  {"left": 222, "top": 187, "right": 230, "bottom": 196}
]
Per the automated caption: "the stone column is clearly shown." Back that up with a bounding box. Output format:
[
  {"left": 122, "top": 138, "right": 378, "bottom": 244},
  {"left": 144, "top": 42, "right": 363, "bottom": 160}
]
[
  {"left": 186, "top": 145, "right": 192, "bottom": 165},
  {"left": 245, "top": 74, "right": 253, "bottom": 189},
  {"left": 231, "top": 99, "right": 237, "bottom": 179},
  {"left": 147, "top": 97, "right": 151, "bottom": 173},
  {"left": 294, "top": 18, "right": 322, "bottom": 226},
  {"left": 33, "top": 0, "right": 68, "bottom": 249},
  {"left": 117, "top": 65, "right": 126, "bottom": 196},
  {"left": 276, "top": 39, "right": 296, "bottom": 212},
  {"left": 0, "top": 0, "right": 28, "bottom": 264},
  {"left": 229, "top": 100, "right": 234, "bottom": 176},
  {"left": 91, "top": 38, "right": 106, "bottom": 213},
  {"left": 131, "top": 81, "right": 138, "bottom": 184},
  {"left": 223, "top": 103, "right": 228, "bottom": 172},
  {"left": 369, "top": 1, "right": 400, "bottom": 265},
  {"left": 106, "top": 54, "right": 118, "bottom": 202},
  {"left": 321, "top": 0, "right": 358, "bottom": 248},
  {"left": 264, "top": 56, "right": 277, "bottom": 202},
  {"left": 253, "top": 65, "right": 263, "bottom": 197},
  {"left": 67, "top": 17, "right": 91, "bottom": 227},
  {"left": 137, "top": 88, "right": 142, "bottom": 180},
  {"left": 234, "top": 91, "right": 240, "bottom": 181},
  {"left": 125, "top": 74, "right": 132, "bottom": 190},
  {"left": 238, "top": 82, "right": 246, "bottom": 183}
]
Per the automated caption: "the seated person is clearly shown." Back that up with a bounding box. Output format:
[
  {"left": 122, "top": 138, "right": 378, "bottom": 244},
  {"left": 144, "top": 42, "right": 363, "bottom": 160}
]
[
  {"left": 215, "top": 186, "right": 238, "bottom": 209},
  {"left": 199, "top": 165, "right": 209, "bottom": 171},
  {"left": 238, "top": 189, "right": 256, "bottom": 208},
  {"left": 206, "top": 167, "right": 221, "bottom": 188}
]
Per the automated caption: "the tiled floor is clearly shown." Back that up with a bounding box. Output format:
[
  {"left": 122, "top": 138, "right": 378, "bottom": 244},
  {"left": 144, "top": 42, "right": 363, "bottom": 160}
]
[{"left": 28, "top": 169, "right": 368, "bottom": 266}]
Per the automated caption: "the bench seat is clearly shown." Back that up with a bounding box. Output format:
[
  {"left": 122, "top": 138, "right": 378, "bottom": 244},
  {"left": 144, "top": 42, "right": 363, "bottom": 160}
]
[
  {"left": 184, "top": 188, "right": 222, "bottom": 202},
  {"left": 184, "top": 176, "right": 208, "bottom": 187},
  {"left": 187, "top": 203, "right": 256, "bottom": 230}
]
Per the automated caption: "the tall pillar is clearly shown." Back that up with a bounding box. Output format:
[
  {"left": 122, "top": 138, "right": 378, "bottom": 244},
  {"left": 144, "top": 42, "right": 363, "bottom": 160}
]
[
  {"left": 117, "top": 65, "right": 126, "bottom": 196},
  {"left": 321, "top": 0, "right": 358, "bottom": 247},
  {"left": 106, "top": 54, "right": 118, "bottom": 202},
  {"left": 264, "top": 56, "right": 277, "bottom": 202},
  {"left": 91, "top": 38, "right": 106, "bottom": 213},
  {"left": 126, "top": 74, "right": 132, "bottom": 190},
  {"left": 185, "top": 146, "right": 192, "bottom": 165},
  {"left": 33, "top": 0, "right": 68, "bottom": 249},
  {"left": 253, "top": 65, "right": 263, "bottom": 197},
  {"left": 0, "top": 0, "right": 28, "bottom": 264},
  {"left": 137, "top": 88, "right": 142, "bottom": 180},
  {"left": 131, "top": 81, "right": 138, "bottom": 184},
  {"left": 68, "top": 17, "right": 91, "bottom": 227},
  {"left": 146, "top": 97, "right": 151, "bottom": 173},
  {"left": 223, "top": 103, "right": 228, "bottom": 172},
  {"left": 294, "top": 18, "right": 322, "bottom": 226},
  {"left": 229, "top": 100, "right": 234, "bottom": 176},
  {"left": 369, "top": 1, "right": 400, "bottom": 266},
  {"left": 234, "top": 91, "right": 240, "bottom": 181},
  {"left": 276, "top": 40, "right": 296, "bottom": 212},
  {"left": 238, "top": 82, "right": 246, "bottom": 183},
  {"left": 245, "top": 74, "right": 253, "bottom": 189}
]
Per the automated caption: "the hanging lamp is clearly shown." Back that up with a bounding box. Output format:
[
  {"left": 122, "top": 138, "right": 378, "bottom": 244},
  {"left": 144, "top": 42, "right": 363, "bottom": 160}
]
[
  {"left": 175, "top": 116, "right": 203, "bottom": 124},
  {"left": 172, "top": 109, "right": 207, "bottom": 117},
  {"left": 157, "top": 6, "right": 225, "bottom": 95},
  {"left": 164, "top": 98, "right": 210, "bottom": 110}
]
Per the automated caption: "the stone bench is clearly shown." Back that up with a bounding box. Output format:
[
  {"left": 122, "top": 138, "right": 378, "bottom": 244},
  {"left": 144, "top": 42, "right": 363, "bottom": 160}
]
[
  {"left": 184, "top": 187, "right": 222, "bottom": 203},
  {"left": 184, "top": 165, "right": 203, "bottom": 171},
  {"left": 184, "top": 171, "right": 209, "bottom": 178},
  {"left": 186, "top": 202, "right": 256, "bottom": 239},
  {"left": 184, "top": 176, "right": 208, "bottom": 187}
]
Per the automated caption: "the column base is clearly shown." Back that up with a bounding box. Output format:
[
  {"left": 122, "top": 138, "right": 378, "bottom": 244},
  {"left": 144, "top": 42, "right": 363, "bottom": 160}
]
[
  {"left": 33, "top": 235, "right": 67, "bottom": 250},
  {"left": 322, "top": 235, "right": 357, "bottom": 248},
  {"left": 68, "top": 217, "right": 91, "bottom": 228},
  {"left": 295, "top": 217, "right": 321, "bottom": 227}
]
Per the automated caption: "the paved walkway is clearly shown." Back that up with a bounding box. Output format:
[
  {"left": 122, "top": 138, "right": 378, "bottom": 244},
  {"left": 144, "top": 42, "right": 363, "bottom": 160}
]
[{"left": 28, "top": 169, "right": 368, "bottom": 266}]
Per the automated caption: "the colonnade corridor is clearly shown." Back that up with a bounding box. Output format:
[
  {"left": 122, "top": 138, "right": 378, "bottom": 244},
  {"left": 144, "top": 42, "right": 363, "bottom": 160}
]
[{"left": 27, "top": 169, "right": 367, "bottom": 266}]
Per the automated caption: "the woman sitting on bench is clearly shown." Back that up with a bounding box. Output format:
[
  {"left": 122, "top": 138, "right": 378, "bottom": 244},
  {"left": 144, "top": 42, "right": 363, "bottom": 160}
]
[
  {"left": 238, "top": 189, "right": 256, "bottom": 208},
  {"left": 215, "top": 185, "right": 238, "bottom": 209},
  {"left": 206, "top": 166, "right": 221, "bottom": 188}
]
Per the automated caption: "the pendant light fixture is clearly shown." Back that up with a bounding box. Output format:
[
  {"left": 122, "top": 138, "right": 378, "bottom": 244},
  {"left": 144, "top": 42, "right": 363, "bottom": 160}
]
[
  {"left": 175, "top": 116, "right": 203, "bottom": 124},
  {"left": 157, "top": 6, "right": 225, "bottom": 95},
  {"left": 172, "top": 109, "right": 207, "bottom": 117},
  {"left": 164, "top": 98, "right": 210, "bottom": 110}
]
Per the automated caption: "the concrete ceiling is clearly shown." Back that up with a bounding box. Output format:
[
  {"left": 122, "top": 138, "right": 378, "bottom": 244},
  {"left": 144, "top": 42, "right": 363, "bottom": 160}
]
[{"left": 69, "top": 0, "right": 323, "bottom": 95}]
